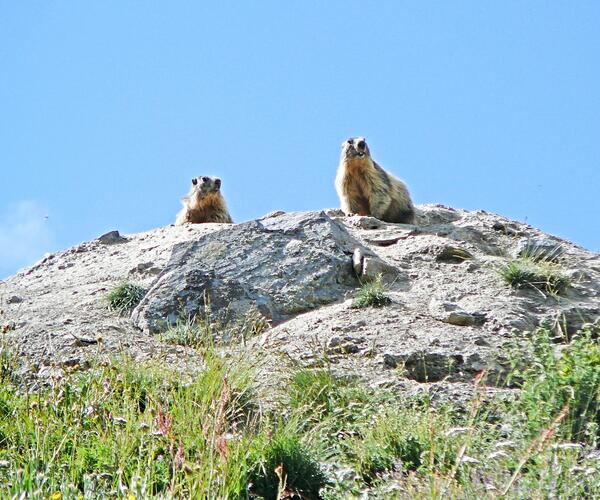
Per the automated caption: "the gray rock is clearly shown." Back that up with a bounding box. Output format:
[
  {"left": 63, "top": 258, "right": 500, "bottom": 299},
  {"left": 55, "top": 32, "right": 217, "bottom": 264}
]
[
  {"left": 6, "top": 295, "right": 23, "bottom": 304},
  {"left": 97, "top": 230, "right": 127, "bottom": 244},
  {"left": 383, "top": 351, "right": 465, "bottom": 382},
  {"left": 132, "top": 212, "right": 376, "bottom": 333},
  {"left": 429, "top": 299, "right": 486, "bottom": 326}
]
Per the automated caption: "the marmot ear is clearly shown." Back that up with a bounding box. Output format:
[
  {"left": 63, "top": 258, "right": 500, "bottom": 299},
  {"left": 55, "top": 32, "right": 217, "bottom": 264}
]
[{"left": 192, "top": 178, "right": 198, "bottom": 185}]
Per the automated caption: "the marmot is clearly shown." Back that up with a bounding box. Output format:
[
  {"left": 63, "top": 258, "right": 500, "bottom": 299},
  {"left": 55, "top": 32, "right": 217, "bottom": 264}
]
[
  {"left": 335, "top": 137, "right": 415, "bottom": 224},
  {"left": 175, "top": 176, "right": 233, "bottom": 225}
]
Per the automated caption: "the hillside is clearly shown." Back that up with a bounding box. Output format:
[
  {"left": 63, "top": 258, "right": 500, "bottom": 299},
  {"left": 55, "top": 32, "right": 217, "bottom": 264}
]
[{"left": 1, "top": 205, "right": 599, "bottom": 498}]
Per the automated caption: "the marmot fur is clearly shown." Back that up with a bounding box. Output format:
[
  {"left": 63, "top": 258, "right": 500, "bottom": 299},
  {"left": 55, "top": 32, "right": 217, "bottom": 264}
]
[
  {"left": 175, "top": 176, "right": 233, "bottom": 225},
  {"left": 335, "top": 137, "right": 415, "bottom": 223}
]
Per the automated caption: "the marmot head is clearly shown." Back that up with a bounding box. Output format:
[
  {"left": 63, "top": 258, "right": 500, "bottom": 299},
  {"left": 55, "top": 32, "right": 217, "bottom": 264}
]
[
  {"left": 190, "top": 176, "right": 222, "bottom": 194},
  {"left": 341, "top": 137, "right": 371, "bottom": 160}
]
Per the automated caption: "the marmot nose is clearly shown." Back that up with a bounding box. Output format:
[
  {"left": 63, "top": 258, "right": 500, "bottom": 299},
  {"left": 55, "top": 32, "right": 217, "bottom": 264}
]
[
  {"left": 214, "top": 178, "right": 221, "bottom": 188},
  {"left": 357, "top": 140, "right": 366, "bottom": 150}
]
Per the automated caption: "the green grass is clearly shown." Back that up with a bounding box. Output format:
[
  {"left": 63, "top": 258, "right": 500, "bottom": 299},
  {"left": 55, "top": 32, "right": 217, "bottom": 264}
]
[
  {"left": 2, "top": 322, "right": 600, "bottom": 498},
  {"left": 498, "top": 256, "right": 570, "bottom": 296},
  {"left": 352, "top": 276, "right": 392, "bottom": 308},
  {"left": 508, "top": 324, "right": 600, "bottom": 442},
  {"left": 248, "top": 430, "right": 328, "bottom": 500},
  {"left": 106, "top": 282, "right": 147, "bottom": 315}
]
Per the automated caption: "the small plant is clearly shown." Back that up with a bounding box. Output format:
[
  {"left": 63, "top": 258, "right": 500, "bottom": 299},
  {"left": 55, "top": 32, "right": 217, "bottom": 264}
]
[
  {"left": 229, "top": 306, "right": 271, "bottom": 341},
  {"left": 159, "top": 316, "right": 210, "bottom": 350},
  {"left": 160, "top": 306, "right": 270, "bottom": 349},
  {"left": 352, "top": 276, "right": 391, "bottom": 308},
  {"left": 498, "top": 256, "right": 570, "bottom": 296},
  {"left": 106, "top": 282, "right": 146, "bottom": 315},
  {"left": 249, "top": 430, "right": 328, "bottom": 500}
]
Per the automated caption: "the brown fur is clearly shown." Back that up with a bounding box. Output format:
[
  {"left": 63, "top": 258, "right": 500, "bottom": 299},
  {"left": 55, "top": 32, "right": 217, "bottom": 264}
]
[
  {"left": 335, "top": 137, "right": 415, "bottom": 223},
  {"left": 175, "top": 176, "right": 233, "bottom": 225}
]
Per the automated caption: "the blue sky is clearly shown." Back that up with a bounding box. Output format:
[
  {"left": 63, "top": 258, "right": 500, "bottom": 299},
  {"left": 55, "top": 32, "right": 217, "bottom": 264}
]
[{"left": 1, "top": 2, "right": 599, "bottom": 279}]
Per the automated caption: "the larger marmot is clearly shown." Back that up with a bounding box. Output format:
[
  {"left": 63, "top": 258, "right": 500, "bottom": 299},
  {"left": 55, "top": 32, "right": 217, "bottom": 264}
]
[
  {"left": 335, "top": 137, "right": 415, "bottom": 224},
  {"left": 175, "top": 176, "right": 233, "bottom": 225}
]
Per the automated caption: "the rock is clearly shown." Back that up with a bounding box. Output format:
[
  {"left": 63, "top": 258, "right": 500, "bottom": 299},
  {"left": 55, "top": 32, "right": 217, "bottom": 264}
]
[
  {"left": 327, "top": 335, "right": 362, "bottom": 354},
  {"left": 435, "top": 245, "right": 474, "bottom": 263},
  {"left": 429, "top": 299, "right": 486, "bottom": 327},
  {"left": 383, "top": 351, "right": 465, "bottom": 382},
  {"left": 6, "top": 295, "right": 23, "bottom": 304},
  {"left": 352, "top": 248, "right": 364, "bottom": 276},
  {"left": 132, "top": 212, "right": 382, "bottom": 333},
  {"left": 361, "top": 256, "right": 402, "bottom": 283},
  {"left": 416, "top": 204, "right": 462, "bottom": 225},
  {"left": 492, "top": 221, "right": 525, "bottom": 237},
  {"left": 260, "top": 210, "right": 286, "bottom": 219},
  {"left": 347, "top": 216, "right": 383, "bottom": 230},
  {"left": 129, "top": 261, "right": 162, "bottom": 276},
  {"left": 351, "top": 247, "right": 400, "bottom": 284},
  {"left": 97, "top": 230, "right": 127, "bottom": 244}
]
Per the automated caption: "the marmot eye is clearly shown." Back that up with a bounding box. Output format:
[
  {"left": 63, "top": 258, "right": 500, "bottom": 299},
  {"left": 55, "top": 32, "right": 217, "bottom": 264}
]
[
  {"left": 347, "top": 139, "right": 353, "bottom": 145},
  {"left": 201, "top": 176, "right": 210, "bottom": 183}
]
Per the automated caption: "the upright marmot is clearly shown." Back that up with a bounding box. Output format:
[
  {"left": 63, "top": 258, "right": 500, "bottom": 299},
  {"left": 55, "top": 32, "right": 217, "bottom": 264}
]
[
  {"left": 175, "top": 176, "right": 233, "bottom": 225},
  {"left": 335, "top": 137, "right": 415, "bottom": 224}
]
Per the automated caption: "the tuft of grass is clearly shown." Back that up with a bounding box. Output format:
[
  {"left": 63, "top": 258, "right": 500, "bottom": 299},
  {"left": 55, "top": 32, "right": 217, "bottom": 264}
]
[
  {"left": 352, "top": 276, "right": 391, "bottom": 308},
  {"left": 249, "top": 430, "right": 328, "bottom": 500},
  {"left": 106, "top": 282, "right": 146, "bottom": 315},
  {"left": 159, "top": 306, "right": 271, "bottom": 350},
  {"left": 159, "top": 316, "right": 211, "bottom": 350},
  {"left": 498, "top": 256, "right": 570, "bottom": 296}
]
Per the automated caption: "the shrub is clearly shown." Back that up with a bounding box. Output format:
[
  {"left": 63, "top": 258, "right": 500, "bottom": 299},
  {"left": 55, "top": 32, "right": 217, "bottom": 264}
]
[
  {"left": 106, "top": 283, "right": 146, "bottom": 315},
  {"left": 249, "top": 430, "right": 328, "bottom": 500},
  {"left": 352, "top": 276, "right": 391, "bottom": 308},
  {"left": 498, "top": 257, "right": 570, "bottom": 296}
]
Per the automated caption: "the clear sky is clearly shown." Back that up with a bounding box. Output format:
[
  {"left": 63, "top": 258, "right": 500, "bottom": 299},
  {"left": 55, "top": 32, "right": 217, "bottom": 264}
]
[{"left": 1, "top": 2, "right": 599, "bottom": 279}]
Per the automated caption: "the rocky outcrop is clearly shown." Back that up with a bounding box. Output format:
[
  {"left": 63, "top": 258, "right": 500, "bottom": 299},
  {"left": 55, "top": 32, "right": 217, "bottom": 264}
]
[
  {"left": 132, "top": 211, "right": 391, "bottom": 333},
  {"left": 1, "top": 205, "right": 599, "bottom": 396}
]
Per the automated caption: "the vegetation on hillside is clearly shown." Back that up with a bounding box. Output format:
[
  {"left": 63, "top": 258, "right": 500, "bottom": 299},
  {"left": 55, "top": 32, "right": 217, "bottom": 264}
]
[{"left": 1, "top": 319, "right": 600, "bottom": 498}]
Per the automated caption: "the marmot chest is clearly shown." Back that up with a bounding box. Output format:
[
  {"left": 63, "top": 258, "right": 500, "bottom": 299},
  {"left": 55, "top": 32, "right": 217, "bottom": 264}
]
[{"left": 343, "top": 165, "right": 373, "bottom": 216}]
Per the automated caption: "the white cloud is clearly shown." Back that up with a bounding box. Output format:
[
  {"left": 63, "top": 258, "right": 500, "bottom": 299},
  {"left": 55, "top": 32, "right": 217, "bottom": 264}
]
[{"left": 0, "top": 200, "right": 54, "bottom": 278}]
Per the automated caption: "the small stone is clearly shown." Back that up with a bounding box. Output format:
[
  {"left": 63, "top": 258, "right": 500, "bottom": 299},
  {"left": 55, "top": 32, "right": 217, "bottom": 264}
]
[
  {"left": 352, "top": 248, "right": 363, "bottom": 276},
  {"left": 7, "top": 295, "right": 24, "bottom": 304},
  {"left": 435, "top": 246, "right": 474, "bottom": 263},
  {"left": 348, "top": 216, "right": 383, "bottom": 229},
  {"left": 361, "top": 257, "right": 399, "bottom": 283},
  {"left": 97, "top": 230, "right": 126, "bottom": 244},
  {"left": 429, "top": 299, "right": 486, "bottom": 326},
  {"left": 112, "top": 416, "right": 127, "bottom": 426},
  {"left": 260, "top": 210, "right": 286, "bottom": 219}
]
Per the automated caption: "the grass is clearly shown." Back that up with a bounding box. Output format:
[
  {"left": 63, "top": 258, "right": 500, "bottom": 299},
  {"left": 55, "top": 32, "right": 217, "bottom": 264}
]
[
  {"left": 2, "top": 321, "right": 600, "bottom": 498},
  {"left": 352, "top": 276, "right": 392, "bottom": 308},
  {"left": 159, "top": 306, "right": 270, "bottom": 349},
  {"left": 106, "top": 282, "right": 147, "bottom": 315},
  {"left": 498, "top": 256, "right": 570, "bottom": 296}
]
